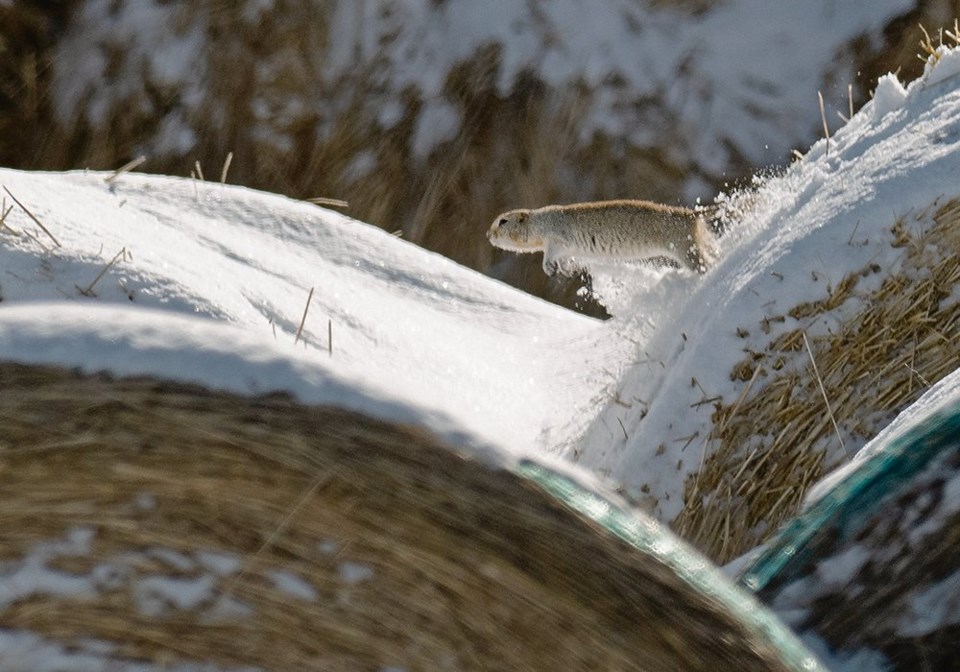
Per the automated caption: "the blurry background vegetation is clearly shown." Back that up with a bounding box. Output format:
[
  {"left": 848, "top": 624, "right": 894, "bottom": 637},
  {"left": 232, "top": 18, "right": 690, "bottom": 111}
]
[{"left": 1, "top": 0, "right": 956, "bottom": 314}]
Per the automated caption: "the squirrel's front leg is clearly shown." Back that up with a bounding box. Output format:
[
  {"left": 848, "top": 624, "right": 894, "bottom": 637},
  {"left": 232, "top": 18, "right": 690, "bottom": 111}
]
[
  {"left": 543, "top": 246, "right": 581, "bottom": 277},
  {"left": 542, "top": 245, "right": 561, "bottom": 276}
]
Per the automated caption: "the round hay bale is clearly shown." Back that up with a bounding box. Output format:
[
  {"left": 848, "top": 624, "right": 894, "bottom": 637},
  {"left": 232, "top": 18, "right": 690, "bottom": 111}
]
[
  {"left": 676, "top": 198, "right": 960, "bottom": 563},
  {"left": 742, "top": 402, "right": 960, "bottom": 670},
  {"left": 0, "top": 362, "right": 821, "bottom": 671}
]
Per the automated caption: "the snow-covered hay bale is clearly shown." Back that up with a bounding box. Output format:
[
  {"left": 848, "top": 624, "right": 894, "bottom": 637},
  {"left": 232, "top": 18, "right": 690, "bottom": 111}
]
[
  {"left": 0, "top": 362, "right": 822, "bottom": 672},
  {"left": 676, "top": 198, "right": 960, "bottom": 562},
  {"left": 740, "top": 400, "right": 960, "bottom": 671}
]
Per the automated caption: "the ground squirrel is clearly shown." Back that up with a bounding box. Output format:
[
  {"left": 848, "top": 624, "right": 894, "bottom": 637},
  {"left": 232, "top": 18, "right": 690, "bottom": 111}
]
[{"left": 487, "top": 199, "right": 717, "bottom": 275}]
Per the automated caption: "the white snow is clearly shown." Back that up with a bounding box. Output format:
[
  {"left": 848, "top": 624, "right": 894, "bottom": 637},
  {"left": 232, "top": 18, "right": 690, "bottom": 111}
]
[
  {"left": 318, "top": 0, "right": 916, "bottom": 173},
  {"left": 800, "top": 636, "right": 893, "bottom": 672},
  {"left": 52, "top": 0, "right": 208, "bottom": 131},
  {"left": 0, "top": 529, "right": 275, "bottom": 668},
  {"left": 907, "top": 473, "right": 960, "bottom": 544},
  {"left": 196, "top": 551, "right": 242, "bottom": 577},
  {"left": 146, "top": 547, "right": 196, "bottom": 572},
  {"left": 338, "top": 562, "right": 375, "bottom": 586},
  {"left": 134, "top": 574, "right": 218, "bottom": 616},
  {"left": 0, "top": 528, "right": 250, "bottom": 618},
  {"left": 0, "top": 559, "right": 95, "bottom": 610},
  {"left": 266, "top": 569, "right": 318, "bottom": 602},
  {"left": 317, "top": 540, "right": 340, "bottom": 556},
  {"left": 0, "top": 528, "right": 97, "bottom": 609},
  {"left": 813, "top": 545, "right": 872, "bottom": 590}
]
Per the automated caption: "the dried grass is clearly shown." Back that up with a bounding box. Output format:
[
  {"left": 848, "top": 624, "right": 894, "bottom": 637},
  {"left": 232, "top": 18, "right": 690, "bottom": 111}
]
[
  {"left": 2, "top": 185, "right": 60, "bottom": 247},
  {"left": 675, "top": 199, "right": 960, "bottom": 563},
  {"left": 0, "top": 363, "right": 799, "bottom": 671},
  {"left": 856, "top": 8, "right": 960, "bottom": 89},
  {"left": 918, "top": 19, "right": 960, "bottom": 64}
]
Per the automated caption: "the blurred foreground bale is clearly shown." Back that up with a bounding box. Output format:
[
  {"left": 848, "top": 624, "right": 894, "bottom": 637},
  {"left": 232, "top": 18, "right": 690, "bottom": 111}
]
[{"left": 0, "top": 362, "right": 817, "bottom": 671}]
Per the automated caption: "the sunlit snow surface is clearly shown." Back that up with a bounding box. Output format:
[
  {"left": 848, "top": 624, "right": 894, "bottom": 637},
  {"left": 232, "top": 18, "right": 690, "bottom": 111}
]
[{"left": 0, "top": 169, "right": 629, "bottom": 463}]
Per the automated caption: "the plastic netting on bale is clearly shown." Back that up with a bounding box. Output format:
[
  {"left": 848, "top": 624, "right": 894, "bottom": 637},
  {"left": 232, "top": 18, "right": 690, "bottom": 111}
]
[{"left": 516, "top": 460, "right": 827, "bottom": 672}]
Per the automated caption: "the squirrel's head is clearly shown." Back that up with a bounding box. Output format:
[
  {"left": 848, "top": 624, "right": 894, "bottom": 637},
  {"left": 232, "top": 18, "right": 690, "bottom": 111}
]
[{"left": 486, "top": 209, "right": 543, "bottom": 252}]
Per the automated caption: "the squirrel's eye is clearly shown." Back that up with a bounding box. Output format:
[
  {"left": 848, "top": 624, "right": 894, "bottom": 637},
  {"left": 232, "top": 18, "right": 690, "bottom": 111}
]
[{"left": 499, "top": 218, "right": 508, "bottom": 225}]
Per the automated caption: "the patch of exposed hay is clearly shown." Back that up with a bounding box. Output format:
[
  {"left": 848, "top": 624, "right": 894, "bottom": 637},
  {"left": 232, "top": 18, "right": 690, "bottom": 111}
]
[
  {"left": 0, "top": 363, "right": 801, "bottom": 671},
  {"left": 675, "top": 199, "right": 960, "bottom": 563}
]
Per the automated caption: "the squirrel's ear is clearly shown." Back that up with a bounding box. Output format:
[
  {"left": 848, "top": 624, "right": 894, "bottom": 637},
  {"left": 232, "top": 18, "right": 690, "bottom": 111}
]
[{"left": 518, "top": 212, "right": 528, "bottom": 223}]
